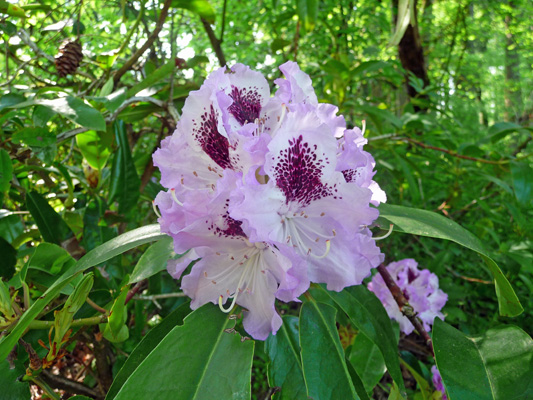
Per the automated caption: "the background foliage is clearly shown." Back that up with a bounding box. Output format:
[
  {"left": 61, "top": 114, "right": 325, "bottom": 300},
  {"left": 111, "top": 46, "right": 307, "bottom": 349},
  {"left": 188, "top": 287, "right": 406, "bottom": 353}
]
[{"left": 0, "top": 0, "right": 532, "bottom": 399}]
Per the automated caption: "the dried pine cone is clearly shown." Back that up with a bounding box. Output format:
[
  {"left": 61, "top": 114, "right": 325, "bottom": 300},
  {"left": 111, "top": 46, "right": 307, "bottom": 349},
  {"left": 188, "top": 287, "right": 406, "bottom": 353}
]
[{"left": 55, "top": 39, "right": 83, "bottom": 77}]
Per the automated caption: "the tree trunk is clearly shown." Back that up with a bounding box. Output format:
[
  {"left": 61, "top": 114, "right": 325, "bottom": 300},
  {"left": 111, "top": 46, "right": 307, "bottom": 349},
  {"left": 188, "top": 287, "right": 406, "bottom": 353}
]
[{"left": 393, "top": 0, "right": 430, "bottom": 112}]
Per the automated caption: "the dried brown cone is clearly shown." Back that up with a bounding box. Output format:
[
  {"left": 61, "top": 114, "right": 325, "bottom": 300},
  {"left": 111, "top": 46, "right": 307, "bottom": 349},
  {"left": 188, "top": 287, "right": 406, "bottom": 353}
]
[{"left": 55, "top": 40, "right": 83, "bottom": 77}]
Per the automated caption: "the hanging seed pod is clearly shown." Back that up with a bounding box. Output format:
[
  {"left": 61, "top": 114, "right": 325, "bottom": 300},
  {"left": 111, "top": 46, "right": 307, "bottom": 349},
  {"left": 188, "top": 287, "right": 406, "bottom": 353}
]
[{"left": 55, "top": 39, "right": 83, "bottom": 77}]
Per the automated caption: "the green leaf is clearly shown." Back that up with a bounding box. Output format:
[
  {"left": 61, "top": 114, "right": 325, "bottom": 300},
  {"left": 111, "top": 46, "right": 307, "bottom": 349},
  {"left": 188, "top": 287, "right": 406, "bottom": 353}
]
[
  {"left": 99, "top": 78, "right": 115, "bottom": 98},
  {"left": 271, "top": 38, "right": 291, "bottom": 53},
  {"left": 171, "top": 0, "right": 216, "bottom": 24},
  {"left": 376, "top": 203, "right": 523, "bottom": 317},
  {"left": 126, "top": 61, "right": 175, "bottom": 98},
  {"left": 0, "top": 359, "right": 30, "bottom": 399},
  {"left": 265, "top": 316, "right": 307, "bottom": 400},
  {"left": 319, "top": 285, "right": 406, "bottom": 397},
  {"left": 113, "top": 304, "right": 254, "bottom": 400},
  {"left": 349, "top": 332, "right": 386, "bottom": 393},
  {"left": 116, "top": 103, "right": 160, "bottom": 122},
  {"left": 32, "top": 105, "right": 56, "bottom": 127},
  {"left": 76, "top": 129, "right": 113, "bottom": 170},
  {"left": 487, "top": 121, "right": 524, "bottom": 143},
  {"left": 511, "top": 162, "right": 533, "bottom": 206},
  {"left": 106, "top": 301, "right": 192, "bottom": 400},
  {"left": 129, "top": 236, "right": 175, "bottom": 284},
  {"left": 0, "top": 224, "right": 165, "bottom": 361},
  {"left": 10, "top": 97, "right": 106, "bottom": 131},
  {"left": 107, "top": 285, "right": 129, "bottom": 339},
  {"left": 345, "top": 359, "right": 371, "bottom": 400},
  {"left": 0, "top": 1, "right": 26, "bottom": 18},
  {"left": 433, "top": 319, "right": 533, "bottom": 400},
  {"left": 300, "top": 301, "right": 359, "bottom": 400},
  {"left": 0, "top": 237, "right": 16, "bottom": 280},
  {"left": 109, "top": 121, "right": 141, "bottom": 214},
  {"left": 26, "top": 191, "right": 72, "bottom": 245},
  {"left": 0, "top": 148, "right": 12, "bottom": 194},
  {"left": 296, "top": 0, "right": 318, "bottom": 33},
  {"left": 12, "top": 127, "right": 57, "bottom": 164},
  {"left": 0, "top": 93, "right": 25, "bottom": 111}
]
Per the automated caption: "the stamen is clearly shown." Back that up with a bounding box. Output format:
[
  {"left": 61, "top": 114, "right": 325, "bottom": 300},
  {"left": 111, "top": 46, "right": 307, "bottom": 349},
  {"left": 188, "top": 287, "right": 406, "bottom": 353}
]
[
  {"left": 309, "top": 240, "right": 331, "bottom": 259},
  {"left": 218, "top": 254, "right": 256, "bottom": 314},
  {"left": 170, "top": 188, "right": 183, "bottom": 206},
  {"left": 219, "top": 295, "right": 237, "bottom": 313},
  {"left": 361, "top": 120, "right": 367, "bottom": 137},
  {"left": 152, "top": 201, "right": 161, "bottom": 218},
  {"left": 373, "top": 224, "right": 394, "bottom": 241}
]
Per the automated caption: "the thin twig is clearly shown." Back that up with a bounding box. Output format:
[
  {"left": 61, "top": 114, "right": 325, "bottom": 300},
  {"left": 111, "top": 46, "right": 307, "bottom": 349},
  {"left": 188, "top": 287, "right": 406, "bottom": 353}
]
[
  {"left": 402, "top": 137, "right": 510, "bottom": 165},
  {"left": 113, "top": 0, "right": 172, "bottom": 85},
  {"left": 40, "top": 370, "right": 101, "bottom": 399},
  {"left": 376, "top": 263, "right": 434, "bottom": 355},
  {"left": 201, "top": 18, "right": 226, "bottom": 66},
  {"left": 18, "top": 29, "right": 55, "bottom": 62}
]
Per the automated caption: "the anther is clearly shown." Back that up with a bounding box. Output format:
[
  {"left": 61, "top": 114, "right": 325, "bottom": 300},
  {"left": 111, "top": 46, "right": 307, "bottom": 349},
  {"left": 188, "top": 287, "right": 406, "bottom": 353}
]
[{"left": 373, "top": 224, "right": 394, "bottom": 241}]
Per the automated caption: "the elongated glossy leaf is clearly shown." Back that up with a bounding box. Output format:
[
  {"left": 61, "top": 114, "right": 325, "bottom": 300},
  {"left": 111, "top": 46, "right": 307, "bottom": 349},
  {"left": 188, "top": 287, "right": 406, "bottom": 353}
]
[
  {"left": 10, "top": 97, "right": 105, "bottom": 131},
  {"left": 300, "top": 301, "right": 359, "bottom": 400},
  {"left": 26, "top": 191, "right": 72, "bottom": 245},
  {"left": 129, "top": 236, "right": 174, "bottom": 284},
  {"left": 265, "top": 316, "right": 307, "bottom": 400},
  {"left": 511, "top": 162, "right": 533, "bottom": 206},
  {"left": 377, "top": 203, "right": 523, "bottom": 317},
  {"left": 0, "top": 148, "right": 12, "bottom": 194},
  {"left": 433, "top": 319, "right": 533, "bottom": 400},
  {"left": 319, "top": 285, "right": 406, "bottom": 397},
  {"left": 126, "top": 61, "right": 174, "bottom": 98},
  {"left": 106, "top": 301, "right": 192, "bottom": 400},
  {"left": 114, "top": 304, "right": 254, "bottom": 399},
  {"left": 109, "top": 121, "right": 141, "bottom": 214},
  {"left": 349, "top": 332, "right": 386, "bottom": 393},
  {"left": 346, "top": 359, "right": 371, "bottom": 400},
  {"left": 0, "top": 224, "right": 165, "bottom": 361}
]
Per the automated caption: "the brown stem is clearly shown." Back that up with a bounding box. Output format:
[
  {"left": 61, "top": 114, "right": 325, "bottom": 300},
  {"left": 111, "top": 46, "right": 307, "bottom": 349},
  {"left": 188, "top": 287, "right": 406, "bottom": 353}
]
[
  {"left": 125, "top": 280, "right": 148, "bottom": 305},
  {"left": 403, "top": 137, "right": 508, "bottom": 165},
  {"left": 113, "top": 0, "right": 172, "bottom": 85},
  {"left": 201, "top": 18, "right": 226, "bottom": 67},
  {"left": 40, "top": 369, "right": 102, "bottom": 399},
  {"left": 376, "top": 264, "right": 434, "bottom": 355}
]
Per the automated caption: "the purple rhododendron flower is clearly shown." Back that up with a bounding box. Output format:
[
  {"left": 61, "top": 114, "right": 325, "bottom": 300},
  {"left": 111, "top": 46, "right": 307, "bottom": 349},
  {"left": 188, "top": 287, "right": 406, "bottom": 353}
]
[
  {"left": 368, "top": 258, "right": 447, "bottom": 335},
  {"left": 153, "top": 62, "right": 385, "bottom": 339},
  {"left": 431, "top": 366, "right": 448, "bottom": 399}
]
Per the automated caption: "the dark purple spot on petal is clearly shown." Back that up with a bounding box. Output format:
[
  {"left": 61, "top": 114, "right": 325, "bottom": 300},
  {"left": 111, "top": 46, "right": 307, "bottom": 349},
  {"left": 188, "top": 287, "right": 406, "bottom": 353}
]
[
  {"left": 228, "top": 85, "right": 261, "bottom": 126},
  {"left": 194, "top": 105, "right": 232, "bottom": 169},
  {"left": 407, "top": 267, "right": 418, "bottom": 284},
  {"left": 273, "top": 135, "right": 332, "bottom": 206}
]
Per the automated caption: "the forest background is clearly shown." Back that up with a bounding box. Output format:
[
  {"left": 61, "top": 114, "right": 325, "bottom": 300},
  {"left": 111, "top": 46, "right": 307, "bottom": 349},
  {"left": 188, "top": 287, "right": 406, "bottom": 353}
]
[{"left": 0, "top": 0, "right": 532, "bottom": 399}]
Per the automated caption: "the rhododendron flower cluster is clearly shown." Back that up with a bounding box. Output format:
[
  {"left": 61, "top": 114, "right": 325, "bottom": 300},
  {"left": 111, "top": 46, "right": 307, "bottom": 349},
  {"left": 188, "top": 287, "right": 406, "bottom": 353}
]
[
  {"left": 368, "top": 258, "right": 447, "bottom": 335},
  {"left": 153, "top": 62, "right": 385, "bottom": 339}
]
